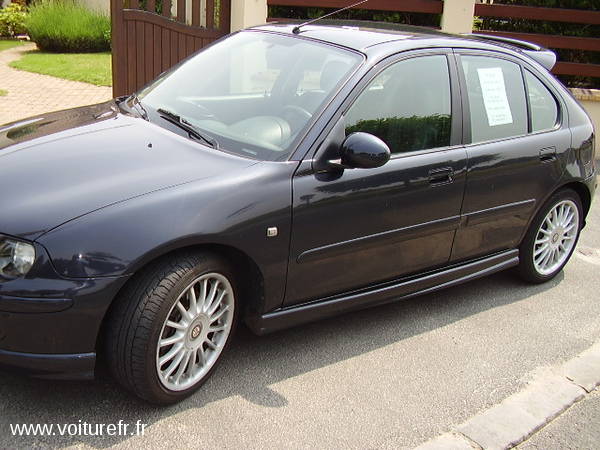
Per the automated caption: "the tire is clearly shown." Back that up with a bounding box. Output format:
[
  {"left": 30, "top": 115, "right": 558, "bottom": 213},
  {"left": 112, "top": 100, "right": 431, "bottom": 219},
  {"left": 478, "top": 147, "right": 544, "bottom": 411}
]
[
  {"left": 105, "top": 251, "right": 238, "bottom": 405},
  {"left": 518, "top": 189, "right": 583, "bottom": 284}
]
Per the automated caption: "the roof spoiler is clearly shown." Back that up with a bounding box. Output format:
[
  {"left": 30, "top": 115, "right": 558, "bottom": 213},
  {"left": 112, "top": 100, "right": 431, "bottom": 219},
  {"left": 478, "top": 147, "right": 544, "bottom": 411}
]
[{"left": 468, "top": 33, "right": 557, "bottom": 71}]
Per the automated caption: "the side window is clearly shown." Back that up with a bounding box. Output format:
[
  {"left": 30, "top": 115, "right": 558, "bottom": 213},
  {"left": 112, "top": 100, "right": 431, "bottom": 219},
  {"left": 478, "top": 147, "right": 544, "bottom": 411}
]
[
  {"left": 344, "top": 55, "right": 452, "bottom": 154},
  {"left": 461, "top": 55, "right": 528, "bottom": 143},
  {"left": 525, "top": 70, "right": 559, "bottom": 132}
]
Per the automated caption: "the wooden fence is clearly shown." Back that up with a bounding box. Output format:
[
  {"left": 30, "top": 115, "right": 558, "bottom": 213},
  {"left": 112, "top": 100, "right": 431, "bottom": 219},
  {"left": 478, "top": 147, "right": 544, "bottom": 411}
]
[
  {"left": 111, "top": 0, "right": 231, "bottom": 97},
  {"left": 267, "top": 0, "right": 599, "bottom": 81},
  {"left": 110, "top": 0, "right": 599, "bottom": 95},
  {"left": 475, "top": 3, "right": 600, "bottom": 79}
]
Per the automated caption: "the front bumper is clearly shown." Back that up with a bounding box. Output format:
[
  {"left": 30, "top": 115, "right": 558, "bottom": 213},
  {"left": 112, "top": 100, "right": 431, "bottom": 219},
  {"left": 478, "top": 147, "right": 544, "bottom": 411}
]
[
  {"left": 0, "top": 348, "right": 95, "bottom": 380},
  {"left": 0, "top": 243, "right": 128, "bottom": 379}
]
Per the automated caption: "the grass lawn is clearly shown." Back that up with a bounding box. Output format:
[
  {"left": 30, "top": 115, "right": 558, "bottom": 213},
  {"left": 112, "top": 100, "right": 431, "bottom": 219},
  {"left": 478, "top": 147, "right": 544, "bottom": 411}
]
[
  {"left": 0, "top": 89, "right": 7, "bottom": 96},
  {"left": 10, "top": 51, "right": 112, "bottom": 86},
  {"left": 0, "top": 39, "right": 24, "bottom": 52}
]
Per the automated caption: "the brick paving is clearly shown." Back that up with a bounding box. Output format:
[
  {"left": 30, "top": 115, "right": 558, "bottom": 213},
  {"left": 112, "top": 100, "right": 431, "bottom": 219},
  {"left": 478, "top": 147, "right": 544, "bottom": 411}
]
[{"left": 0, "top": 43, "right": 112, "bottom": 126}]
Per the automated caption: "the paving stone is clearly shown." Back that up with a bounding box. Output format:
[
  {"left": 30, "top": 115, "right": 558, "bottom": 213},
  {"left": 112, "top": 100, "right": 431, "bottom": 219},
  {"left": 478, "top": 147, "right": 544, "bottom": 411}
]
[{"left": 0, "top": 43, "right": 112, "bottom": 126}]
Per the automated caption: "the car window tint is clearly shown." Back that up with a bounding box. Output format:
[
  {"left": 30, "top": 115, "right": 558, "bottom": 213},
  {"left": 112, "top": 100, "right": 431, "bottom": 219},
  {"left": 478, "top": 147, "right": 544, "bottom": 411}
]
[
  {"left": 461, "top": 55, "right": 527, "bottom": 143},
  {"left": 525, "top": 70, "right": 559, "bottom": 132},
  {"left": 344, "top": 55, "right": 452, "bottom": 154}
]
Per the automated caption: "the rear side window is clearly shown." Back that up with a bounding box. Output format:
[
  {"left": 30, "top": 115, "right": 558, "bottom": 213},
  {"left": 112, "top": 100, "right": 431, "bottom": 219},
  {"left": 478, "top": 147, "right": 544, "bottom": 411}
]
[
  {"left": 525, "top": 70, "right": 559, "bottom": 132},
  {"left": 461, "top": 55, "right": 528, "bottom": 143},
  {"left": 344, "top": 55, "right": 452, "bottom": 154}
]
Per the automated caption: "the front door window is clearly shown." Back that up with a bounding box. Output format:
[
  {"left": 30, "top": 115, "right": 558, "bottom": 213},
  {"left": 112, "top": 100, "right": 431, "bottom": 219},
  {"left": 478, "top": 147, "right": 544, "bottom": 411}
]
[{"left": 344, "top": 55, "right": 452, "bottom": 154}]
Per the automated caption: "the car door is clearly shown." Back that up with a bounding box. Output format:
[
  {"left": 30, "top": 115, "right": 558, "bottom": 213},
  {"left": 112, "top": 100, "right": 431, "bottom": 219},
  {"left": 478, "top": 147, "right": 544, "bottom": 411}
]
[
  {"left": 284, "top": 51, "right": 468, "bottom": 306},
  {"left": 450, "top": 52, "right": 568, "bottom": 262}
]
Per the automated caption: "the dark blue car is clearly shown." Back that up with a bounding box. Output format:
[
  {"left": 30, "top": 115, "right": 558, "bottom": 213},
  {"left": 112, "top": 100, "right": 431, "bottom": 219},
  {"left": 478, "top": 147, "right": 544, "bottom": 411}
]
[{"left": 0, "top": 23, "right": 595, "bottom": 404}]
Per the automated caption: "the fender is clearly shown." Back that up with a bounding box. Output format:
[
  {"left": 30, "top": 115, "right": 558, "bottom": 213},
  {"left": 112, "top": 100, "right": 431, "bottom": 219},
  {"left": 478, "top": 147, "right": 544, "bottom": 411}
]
[{"left": 37, "top": 161, "right": 298, "bottom": 313}]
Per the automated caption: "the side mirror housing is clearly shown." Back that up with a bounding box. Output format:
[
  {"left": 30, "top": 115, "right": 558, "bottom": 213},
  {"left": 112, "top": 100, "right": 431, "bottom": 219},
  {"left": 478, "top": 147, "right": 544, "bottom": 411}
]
[{"left": 330, "top": 132, "right": 391, "bottom": 170}]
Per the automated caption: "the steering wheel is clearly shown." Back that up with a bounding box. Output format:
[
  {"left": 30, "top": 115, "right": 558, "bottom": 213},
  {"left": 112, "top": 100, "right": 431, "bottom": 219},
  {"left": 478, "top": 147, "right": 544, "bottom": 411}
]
[{"left": 281, "top": 105, "right": 313, "bottom": 132}]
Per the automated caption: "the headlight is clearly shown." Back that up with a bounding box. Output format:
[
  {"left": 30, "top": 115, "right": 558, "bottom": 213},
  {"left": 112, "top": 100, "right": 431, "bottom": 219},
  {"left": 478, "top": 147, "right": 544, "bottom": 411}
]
[{"left": 0, "top": 237, "right": 36, "bottom": 279}]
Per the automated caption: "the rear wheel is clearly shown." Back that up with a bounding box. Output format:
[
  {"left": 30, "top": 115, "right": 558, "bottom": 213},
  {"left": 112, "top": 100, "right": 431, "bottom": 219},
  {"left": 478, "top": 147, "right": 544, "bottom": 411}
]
[
  {"left": 105, "top": 252, "right": 237, "bottom": 404},
  {"left": 518, "top": 189, "right": 582, "bottom": 283}
]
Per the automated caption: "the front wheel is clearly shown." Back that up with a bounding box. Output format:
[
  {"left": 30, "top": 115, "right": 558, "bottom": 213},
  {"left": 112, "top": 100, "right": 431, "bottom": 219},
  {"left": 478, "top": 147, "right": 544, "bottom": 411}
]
[
  {"left": 518, "top": 189, "right": 583, "bottom": 283},
  {"left": 105, "top": 252, "right": 237, "bottom": 404}
]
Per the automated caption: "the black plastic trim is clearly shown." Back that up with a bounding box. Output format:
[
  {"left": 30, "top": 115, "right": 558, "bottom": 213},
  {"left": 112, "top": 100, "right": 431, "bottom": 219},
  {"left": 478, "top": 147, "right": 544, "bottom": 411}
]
[
  {"left": 248, "top": 249, "right": 519, "bottom": 334},
  {"left": 297, "top": 215, "right": 461, "bottom": 264},
  {"left": 0, "top": 295, "right": 73, "bottom": 313},
  {"left": 464, "top": 199, "right": 536, "bottom": 226},
  {"left": 0, "top": 349, "right": 95, "bottom": 380}
]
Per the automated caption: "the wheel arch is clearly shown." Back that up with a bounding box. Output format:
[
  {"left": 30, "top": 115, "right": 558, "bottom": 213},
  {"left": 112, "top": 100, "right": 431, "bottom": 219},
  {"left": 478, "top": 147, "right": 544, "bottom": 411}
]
[
  {"left": 517, "top": 179, "right": 592, "bottom": 248},
  {"left": 516, "top": 181, "right": 587, "bottom": 283},
  {"left": 95, "top": 242, "right": 265, "bottom": 357},
  {"left": 562, "top": 181, "right": 592, "bottom": 220}
]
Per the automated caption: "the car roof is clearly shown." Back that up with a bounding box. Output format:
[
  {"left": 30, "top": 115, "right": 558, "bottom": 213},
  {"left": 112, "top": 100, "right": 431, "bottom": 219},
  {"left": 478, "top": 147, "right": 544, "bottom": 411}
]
[{"left": 253, "top": 21, "right": 512, "bottom": 55}]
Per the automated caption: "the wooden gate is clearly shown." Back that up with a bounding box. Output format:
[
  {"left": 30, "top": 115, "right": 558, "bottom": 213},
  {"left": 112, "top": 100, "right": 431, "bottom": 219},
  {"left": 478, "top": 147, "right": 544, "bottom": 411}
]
[{"left": 111, "top": 0, "right": 231, "bottom": 97}]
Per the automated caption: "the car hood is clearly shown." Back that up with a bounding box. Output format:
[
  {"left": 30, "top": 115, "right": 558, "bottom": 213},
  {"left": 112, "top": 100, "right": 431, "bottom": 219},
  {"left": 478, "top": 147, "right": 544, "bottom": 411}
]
[{"left": 0, "top": 102, "right": 256, "bottom": 240}]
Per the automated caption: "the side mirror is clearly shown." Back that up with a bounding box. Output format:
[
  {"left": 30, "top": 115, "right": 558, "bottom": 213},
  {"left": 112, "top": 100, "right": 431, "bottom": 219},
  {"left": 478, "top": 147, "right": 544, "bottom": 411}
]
[{"left": 329, "top": 132, "right": 391, "bottom": 170}]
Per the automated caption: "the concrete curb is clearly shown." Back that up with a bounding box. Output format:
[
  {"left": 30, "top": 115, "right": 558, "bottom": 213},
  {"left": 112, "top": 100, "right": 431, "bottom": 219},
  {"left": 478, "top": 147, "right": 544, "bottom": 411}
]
[
  {"left": 415, "top": 341, "right": 600, "bottom": 450},
  {"left": 415, "top": 432, "right": 478, "bottom": 450},
  {"left": 562, "top": 341, "right": 600, "bottom": 393}
]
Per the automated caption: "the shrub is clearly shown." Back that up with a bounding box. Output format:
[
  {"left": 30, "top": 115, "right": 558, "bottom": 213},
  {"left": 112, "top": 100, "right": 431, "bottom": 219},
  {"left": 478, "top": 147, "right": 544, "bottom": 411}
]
[
  {"left": 0, "top": 3, "right": 28, "bottom": 37},
  {"left": 26, "top": 0, "right": 110, "bottom": 52}
]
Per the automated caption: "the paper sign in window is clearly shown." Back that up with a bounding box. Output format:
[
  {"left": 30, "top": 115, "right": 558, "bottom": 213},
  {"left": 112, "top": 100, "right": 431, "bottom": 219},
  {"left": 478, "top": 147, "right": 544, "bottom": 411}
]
[{"left": 477, "top": 67, "right": 513, "bottom": 127}]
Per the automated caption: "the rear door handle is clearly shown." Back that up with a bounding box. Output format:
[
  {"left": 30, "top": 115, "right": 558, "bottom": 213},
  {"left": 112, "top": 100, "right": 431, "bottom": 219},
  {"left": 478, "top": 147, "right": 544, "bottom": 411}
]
[
  {"left": 428, "top": 167, "right": 454, "bottom": 186},
  {"left": 539, "top": 147, "right": 557, "bottom": 163}
]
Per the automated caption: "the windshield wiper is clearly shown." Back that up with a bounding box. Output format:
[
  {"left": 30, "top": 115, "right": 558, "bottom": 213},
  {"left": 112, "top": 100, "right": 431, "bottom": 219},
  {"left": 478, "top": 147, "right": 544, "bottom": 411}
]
[
  {"left": 130, "top": 93, "right": 149, "bottom": 120},
  {"left": 157, "top": 108, "right": 218, "bottom": 149}
]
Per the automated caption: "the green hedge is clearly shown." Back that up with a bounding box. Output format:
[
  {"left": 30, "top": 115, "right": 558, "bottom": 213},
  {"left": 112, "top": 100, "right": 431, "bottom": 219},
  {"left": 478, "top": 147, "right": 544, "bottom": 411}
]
[
  {"left": 268, "top": 6, "right": 440, "bottom": 28},
  {"left": 26, "top": 0, "right": 110, "bottom": 53}
]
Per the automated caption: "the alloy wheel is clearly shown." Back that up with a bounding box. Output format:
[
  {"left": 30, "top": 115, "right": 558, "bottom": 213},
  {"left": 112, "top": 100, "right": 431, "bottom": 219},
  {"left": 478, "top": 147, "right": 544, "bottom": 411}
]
[
  {"left": 532, "top": 199, "right": 579, "bottom": 276},
  {"left": 156, "top": 272, "right": 234, "bottom": 391}
]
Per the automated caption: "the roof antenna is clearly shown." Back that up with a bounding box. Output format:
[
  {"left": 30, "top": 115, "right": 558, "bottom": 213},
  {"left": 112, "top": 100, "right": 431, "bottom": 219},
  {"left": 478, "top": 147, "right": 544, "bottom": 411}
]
[{"left": 292, "top": 0, "right": 369, "bottom": 34}]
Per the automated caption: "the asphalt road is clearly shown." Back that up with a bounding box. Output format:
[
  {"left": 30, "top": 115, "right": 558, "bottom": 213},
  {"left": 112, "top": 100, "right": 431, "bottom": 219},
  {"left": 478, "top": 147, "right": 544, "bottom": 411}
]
[{"left": 1, "top": 188, "right": 599, "bottom": 450}]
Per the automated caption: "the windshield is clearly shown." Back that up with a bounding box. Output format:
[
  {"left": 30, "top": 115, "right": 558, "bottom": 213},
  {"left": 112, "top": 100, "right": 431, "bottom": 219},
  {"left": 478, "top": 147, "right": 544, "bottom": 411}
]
[{"left": 139, "top": 31, "right": 362, "bottom": 161}]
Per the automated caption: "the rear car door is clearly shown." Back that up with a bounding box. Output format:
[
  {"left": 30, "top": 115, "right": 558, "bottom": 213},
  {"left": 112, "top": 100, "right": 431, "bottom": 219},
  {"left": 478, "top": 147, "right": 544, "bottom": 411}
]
[
  {"left": 284, "top": 51, "right": 468, "bottom": 306},
  {"left": 451, "top": 52, "right": 568, "bottom": 262}
]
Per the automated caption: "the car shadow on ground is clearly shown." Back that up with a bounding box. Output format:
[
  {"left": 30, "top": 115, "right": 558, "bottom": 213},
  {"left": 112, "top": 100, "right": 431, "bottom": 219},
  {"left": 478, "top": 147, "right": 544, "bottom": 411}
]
[{"left": 0, "top": 269, "right": 562, "bottom": 448}]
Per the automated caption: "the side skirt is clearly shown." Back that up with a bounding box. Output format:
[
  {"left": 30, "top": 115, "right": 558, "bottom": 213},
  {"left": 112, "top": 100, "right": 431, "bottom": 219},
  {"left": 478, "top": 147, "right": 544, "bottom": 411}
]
[{"left": 246, "top": 249, "right": 519, "bottom": 335}]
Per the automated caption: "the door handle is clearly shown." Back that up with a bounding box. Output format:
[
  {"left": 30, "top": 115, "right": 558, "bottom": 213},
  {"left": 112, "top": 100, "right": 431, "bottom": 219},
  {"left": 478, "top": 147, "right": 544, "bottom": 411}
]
[
  {"left": 428, "top": 167, "right": 454, "bottom": 186},
  {"left": 539, "top": 147, "right": 557, "bottom": 163}
]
